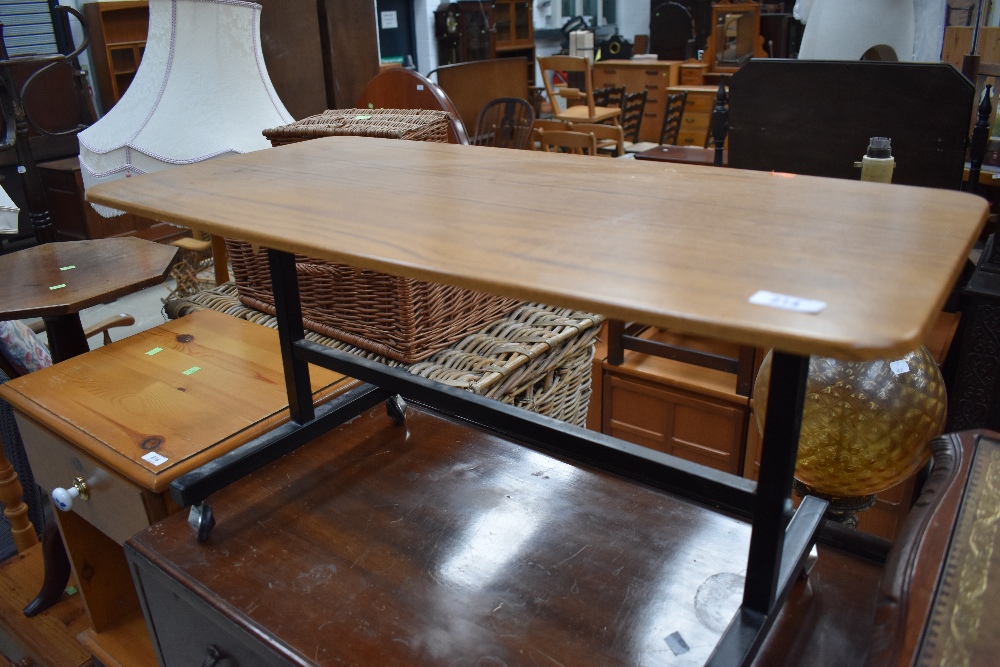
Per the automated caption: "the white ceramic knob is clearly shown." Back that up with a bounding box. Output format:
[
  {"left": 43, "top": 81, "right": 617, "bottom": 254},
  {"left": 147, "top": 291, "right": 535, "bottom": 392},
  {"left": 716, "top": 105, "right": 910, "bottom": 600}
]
[{"left": 51, "top": 477, "right": 89, "bottom": 511}]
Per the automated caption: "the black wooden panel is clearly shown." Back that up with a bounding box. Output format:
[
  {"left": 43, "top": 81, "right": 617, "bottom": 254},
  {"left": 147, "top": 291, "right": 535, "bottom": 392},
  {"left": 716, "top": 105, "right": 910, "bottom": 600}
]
[{"left": 728, "top": 60, "right": 974, "bottom": 190}]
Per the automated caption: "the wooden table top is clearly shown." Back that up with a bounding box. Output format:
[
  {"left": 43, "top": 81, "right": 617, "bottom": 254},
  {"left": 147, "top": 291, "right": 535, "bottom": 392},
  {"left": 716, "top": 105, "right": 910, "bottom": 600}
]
[
  {"left": 0, "top": 310, "right": 352, "bottom": 492},
  {"left": 88, "top": 137, "right": 989, "bottom": 360},
  {"left": 0, "top": 237, "right": 178, "bottom": 320}
]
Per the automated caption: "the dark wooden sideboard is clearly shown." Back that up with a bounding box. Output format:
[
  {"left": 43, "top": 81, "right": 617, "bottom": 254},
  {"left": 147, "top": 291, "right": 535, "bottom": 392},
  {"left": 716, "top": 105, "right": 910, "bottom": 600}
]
[
  {"left": 125, "top": 424, "right": 1000, "bottom": 666},
  {"left": 38, "top": 158, "right": 185, "bottom": 243}
]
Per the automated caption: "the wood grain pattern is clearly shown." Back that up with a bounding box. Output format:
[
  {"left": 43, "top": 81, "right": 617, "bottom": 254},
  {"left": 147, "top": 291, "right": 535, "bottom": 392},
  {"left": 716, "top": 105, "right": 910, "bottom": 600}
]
[
  {"left": 0, "top": 310, "right": 353, "bottom": 492},
  {"left": 87, "top": 138, "right": 988, "bottom": 360},
  {"left": 0, "top": 545, "right": 91, "bottom": 667},
  {"left": 54, "top": 509, "right": 140, "bottom": 634},
  {"left": 0, "top": 238, "right": 177, "bottom": 320},
  {"left": 126, "top": 403, "right": 929, "bottom": 666},
  {"left": 130, "top": 404, "right": 754, "bottom": 666}
]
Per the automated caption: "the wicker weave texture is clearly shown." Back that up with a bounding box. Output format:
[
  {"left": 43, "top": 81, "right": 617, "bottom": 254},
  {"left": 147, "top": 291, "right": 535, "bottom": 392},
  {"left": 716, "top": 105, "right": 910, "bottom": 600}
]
[
  {"left": 227, "top": 242, "right": 520, "bottom": 364},
  {"left": 248, "top": 107, "right": 502, "bottom": 362},
  {"left": 165, "top": 284, "right": 602, "bottom": 426},
  {"left": 263, "top": 108, "right": 450, "bottom": 146}
]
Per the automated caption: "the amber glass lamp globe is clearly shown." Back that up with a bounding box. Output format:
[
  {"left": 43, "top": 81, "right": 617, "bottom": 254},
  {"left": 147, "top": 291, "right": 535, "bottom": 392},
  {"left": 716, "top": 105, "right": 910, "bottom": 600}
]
[{"left": 753, "top": 346, "right": 946, "bottom": 497}]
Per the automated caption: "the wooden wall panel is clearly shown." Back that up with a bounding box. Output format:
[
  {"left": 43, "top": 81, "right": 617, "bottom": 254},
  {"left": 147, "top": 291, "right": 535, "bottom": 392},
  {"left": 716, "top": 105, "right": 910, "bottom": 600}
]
[
  {"left": 256, "top": 0, "right": 329, "bottom": 120},
  {"left": 255, "top": 0, "right": 379, "bottom": 119},
  {"left": 320, "top": 0, "right": 380, "bottom": 108}
]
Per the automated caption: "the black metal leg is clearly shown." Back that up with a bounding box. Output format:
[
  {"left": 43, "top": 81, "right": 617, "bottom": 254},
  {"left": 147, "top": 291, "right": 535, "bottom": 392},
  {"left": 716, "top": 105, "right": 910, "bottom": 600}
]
[
  {"left": 743, "top": 351, "right": 809, "bottom": 613},
  {"left": 267, "top": 249, "right": 314, "bottom": 424}
]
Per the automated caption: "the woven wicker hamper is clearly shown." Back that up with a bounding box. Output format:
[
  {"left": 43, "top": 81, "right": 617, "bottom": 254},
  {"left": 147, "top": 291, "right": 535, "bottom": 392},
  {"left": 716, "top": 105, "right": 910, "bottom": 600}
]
[
  {"left": 226, "top": 109, "right": 518, "bottom": 364},
  {"left": 165, "top": 284, "right": 603, "bottom": 427}
]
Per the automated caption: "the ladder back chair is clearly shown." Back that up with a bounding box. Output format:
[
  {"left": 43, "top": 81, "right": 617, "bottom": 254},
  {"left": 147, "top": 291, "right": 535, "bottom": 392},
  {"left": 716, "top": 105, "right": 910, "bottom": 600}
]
[
  {"left": 593, "top": 85, "right": 626, "bottom": 112},
  {"left": 621, "top": 90, "right": 648, "bottom": 144},
  {"left": 537, "top": 55, "right": 621, "bottom": 125},
  {"left": 660, "top": 91, "right": 688, "bottom": 145}
]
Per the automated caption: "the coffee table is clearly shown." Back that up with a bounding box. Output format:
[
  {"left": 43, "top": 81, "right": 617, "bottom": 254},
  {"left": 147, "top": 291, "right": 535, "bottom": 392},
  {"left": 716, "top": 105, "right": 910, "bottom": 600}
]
[
  {"left": 86, "top": 137, "right": 988, "bottom": 664},
  {"left": 0, "top": 238, "right": 178, "bottom": 362}
]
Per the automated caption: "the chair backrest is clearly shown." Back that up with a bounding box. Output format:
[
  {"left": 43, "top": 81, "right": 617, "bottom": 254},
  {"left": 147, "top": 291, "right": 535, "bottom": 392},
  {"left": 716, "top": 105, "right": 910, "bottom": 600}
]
[
  {"left": 356, "top": 68, "right": 470, "bottom": 145},
  {"left": 569, "top": 122, "right": 624, "bottom": 157},
  {"left": 537, "top": 55, "right": 597, "bottom": 119},
  {"left": 660, "top": 91, "right": 688, "bottom": 145},
  {"left": 539, "top": 130, "right": 598, "bottom": 156},
  {"left": 531, "top": 118, "right": 570, "bottom": 150},
  {"left": 621, "top": 90, "right": 648, "bottom": 144},
  {"left": 434, "top": 58, "right": 531, "bottom": 134},
  {"left": 473, "top": 97, "right": 535, "bottom": 149},
  {"left": 593, "top": 85, "right": 625, "bottom": 111}
]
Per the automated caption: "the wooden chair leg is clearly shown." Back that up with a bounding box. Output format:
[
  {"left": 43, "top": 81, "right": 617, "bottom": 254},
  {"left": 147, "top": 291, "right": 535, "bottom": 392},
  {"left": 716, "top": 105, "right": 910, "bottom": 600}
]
[
  {"left": 22, "top": 522, "right": 71, "bottom": 617},
  {"left": 0, "top": 433, "right": 38, "bottom": 553}
]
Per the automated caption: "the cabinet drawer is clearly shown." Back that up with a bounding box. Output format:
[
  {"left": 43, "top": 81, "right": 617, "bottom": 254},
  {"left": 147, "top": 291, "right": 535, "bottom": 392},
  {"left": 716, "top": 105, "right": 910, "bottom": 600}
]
[
  {"left": 128, "top": 546, "right": 292, "bottom": 666},
  {"left": 676, "top": 130, "right": 704, "bottom": 146},
  {"left": 15, "top": 414, "right": 150, "bottom": 544},
  {"left": 682, "top": 94, "right": 715, "bottom": 114},
  {"left": 681, "top": 114, "right": 710, "bottom": 132}
]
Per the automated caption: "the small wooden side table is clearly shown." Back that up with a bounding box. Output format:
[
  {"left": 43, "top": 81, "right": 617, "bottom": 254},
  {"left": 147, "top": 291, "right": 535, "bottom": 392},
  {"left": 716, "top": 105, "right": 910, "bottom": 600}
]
[
  {"left": 0, "top": 309, "right": 354, "bottom": 666},
  {"left": 0, "top": 238, "right": 178, "bottom": 362}
]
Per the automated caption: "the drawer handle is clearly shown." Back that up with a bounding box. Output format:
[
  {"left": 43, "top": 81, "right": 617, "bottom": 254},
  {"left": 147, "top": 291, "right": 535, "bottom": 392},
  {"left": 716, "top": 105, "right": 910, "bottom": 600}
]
[
  {"left": 51, "top": 477, "right": 89, "bottom": 511},
  {"left": 202, "top": 645, "right": 226, "bottom": 667}
]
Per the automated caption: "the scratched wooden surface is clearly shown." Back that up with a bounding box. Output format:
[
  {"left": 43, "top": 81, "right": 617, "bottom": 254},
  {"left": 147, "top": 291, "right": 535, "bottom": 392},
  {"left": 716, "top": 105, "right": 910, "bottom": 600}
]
[
  {"left": 129, "top": 404, "right": 760, "bottom": 666},
  {"left": 88, "top": 137, "right": 988, "bottom": 360},
  {"left": 128, "top": 403, "right": 895, "bottom": 666},
  {"left": 0, "top": 238, "right": 177, "bottom": 319},
  {"left": 0, "top": 310, "right": 352, "bottom": 492}
]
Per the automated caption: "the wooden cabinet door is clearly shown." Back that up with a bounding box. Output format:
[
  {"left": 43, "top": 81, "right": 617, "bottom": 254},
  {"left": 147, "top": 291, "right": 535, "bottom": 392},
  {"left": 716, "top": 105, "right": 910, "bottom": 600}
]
[{"left": 603, "top": 371, "right": 746, "bottom": 474}]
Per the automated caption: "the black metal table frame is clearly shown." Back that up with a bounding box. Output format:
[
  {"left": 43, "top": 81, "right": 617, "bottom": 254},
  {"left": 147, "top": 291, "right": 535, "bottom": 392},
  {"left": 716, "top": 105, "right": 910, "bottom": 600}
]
[{"left": 171, "top": 249, "right": 835, "bottom": 667}]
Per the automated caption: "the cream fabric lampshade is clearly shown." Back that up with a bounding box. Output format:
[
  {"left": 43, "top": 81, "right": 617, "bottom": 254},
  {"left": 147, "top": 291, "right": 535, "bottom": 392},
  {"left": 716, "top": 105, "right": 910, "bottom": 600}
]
[
  {"left": 796, "top": 0, "right": 915, "bottom": 61},
  {"left": 78, "top": 0, "right": 293, "bottom": 217},
  {"left": 0, "top": 184, "right": 19, "bottom": 234}
]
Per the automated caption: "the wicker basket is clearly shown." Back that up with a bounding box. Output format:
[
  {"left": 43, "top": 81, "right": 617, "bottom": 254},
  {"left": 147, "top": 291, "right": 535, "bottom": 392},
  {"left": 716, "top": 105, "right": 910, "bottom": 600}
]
[
  {"left": 226, "top": 242, "right": 519, "bottom": 363},
  {"left": 165, "top": 284, "right": 603, "bottom": 426},
  {"left": 237, "top": 108, "right": 514, "bottom": 363},
  {"left": 263, "top": 108, "right": 450, "bottom": 147}
]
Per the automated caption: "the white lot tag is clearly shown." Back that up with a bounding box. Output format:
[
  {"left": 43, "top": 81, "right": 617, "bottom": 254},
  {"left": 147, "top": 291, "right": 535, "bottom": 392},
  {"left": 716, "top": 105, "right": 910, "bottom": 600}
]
[
  {"left": 889, "top": 360, "right": 909, "bottom": 375},
  {"left": 748, "top": 290, "right": 827, "bottom": 314},
  {"left": 142, "top": 452, "right": 168, "bottom": 466}
]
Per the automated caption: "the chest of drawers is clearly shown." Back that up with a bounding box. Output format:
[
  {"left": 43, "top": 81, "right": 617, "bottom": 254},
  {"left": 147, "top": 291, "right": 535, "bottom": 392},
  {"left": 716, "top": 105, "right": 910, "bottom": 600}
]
[
  {"left": 593, "top": 60, "right": 681, "bottom": 142},
  {"left": 667, "top": 84, "right": 719, "bottom": 147}
]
